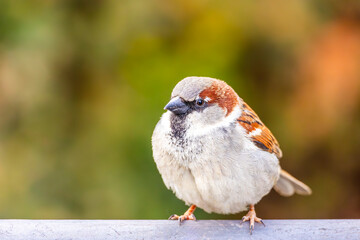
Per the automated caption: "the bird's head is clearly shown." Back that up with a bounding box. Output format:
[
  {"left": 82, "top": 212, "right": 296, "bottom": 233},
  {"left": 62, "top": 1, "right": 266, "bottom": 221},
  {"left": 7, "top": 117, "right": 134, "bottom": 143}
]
[{"left": 164, "top": 77, "right": 241, "bottom": 131}]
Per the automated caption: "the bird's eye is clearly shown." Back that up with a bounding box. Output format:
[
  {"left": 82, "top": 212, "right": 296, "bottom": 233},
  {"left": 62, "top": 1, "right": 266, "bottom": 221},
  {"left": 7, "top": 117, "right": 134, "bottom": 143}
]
[{"left": 196, "top": 98, "right": 204, "bottom": 106}]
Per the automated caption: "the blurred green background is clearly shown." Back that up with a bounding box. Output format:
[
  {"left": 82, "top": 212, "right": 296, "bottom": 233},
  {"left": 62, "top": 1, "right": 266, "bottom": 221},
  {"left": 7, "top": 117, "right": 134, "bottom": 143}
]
[{"left": 0, "top": 0, "right": 359, "bottom": 220}]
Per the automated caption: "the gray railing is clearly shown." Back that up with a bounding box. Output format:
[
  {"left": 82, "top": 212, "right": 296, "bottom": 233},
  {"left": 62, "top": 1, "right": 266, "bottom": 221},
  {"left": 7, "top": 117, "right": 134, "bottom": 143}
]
[{"left": 0, "top": 219, "right": 359, "bottom": 240}]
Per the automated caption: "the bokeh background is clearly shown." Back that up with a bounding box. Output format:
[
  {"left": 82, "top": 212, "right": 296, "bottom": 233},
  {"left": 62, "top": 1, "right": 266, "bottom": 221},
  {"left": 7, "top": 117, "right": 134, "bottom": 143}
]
[{"left": 0, "top": 0, "right": 359, "bottom": 220}]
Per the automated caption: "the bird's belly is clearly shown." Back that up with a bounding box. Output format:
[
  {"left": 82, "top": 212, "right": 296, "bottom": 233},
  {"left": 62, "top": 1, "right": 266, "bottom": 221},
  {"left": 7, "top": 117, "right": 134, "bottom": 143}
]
[
  {"left": 155, "top": 160, "right": 212, "bottom": 210},
  {"left": 155, "top": 149, "right": 280, "bottom": 215},
  {"left": 189, "top": 151, "right": 280, "bottom": 214}
]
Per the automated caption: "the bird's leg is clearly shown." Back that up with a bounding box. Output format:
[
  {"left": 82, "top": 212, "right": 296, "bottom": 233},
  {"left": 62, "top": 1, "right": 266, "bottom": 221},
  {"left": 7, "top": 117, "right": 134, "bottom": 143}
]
[
  {"left": 240, "top": 204, "right": 265, "bottom": 234},
  {"left": 169, "top": 205, "right": 197, "bottom": 225}
]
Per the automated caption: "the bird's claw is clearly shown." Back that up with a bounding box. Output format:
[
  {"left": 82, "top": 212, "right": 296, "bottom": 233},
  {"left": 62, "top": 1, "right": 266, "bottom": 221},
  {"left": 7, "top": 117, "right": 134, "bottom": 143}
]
[
  {"left": 259, "top": 219, "right": 265, "bottom": 227},
  {"left": 241, "top": 206, "right": 265, "bottom": 234},
  {"left": 168, "top": 214, "right": 179, "bottom": 220},
  {"left": 168, "top": 213, "right": 196, "bottom": 225},
  {"left": 250, "top": 224, "right": 254, "bottom": 235}
]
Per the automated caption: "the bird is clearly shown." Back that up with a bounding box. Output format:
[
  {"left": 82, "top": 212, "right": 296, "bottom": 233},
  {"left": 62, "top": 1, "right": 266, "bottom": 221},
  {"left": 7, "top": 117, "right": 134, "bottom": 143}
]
[{"left": 151, "top": 76, "right": 311, "bottom": 233}]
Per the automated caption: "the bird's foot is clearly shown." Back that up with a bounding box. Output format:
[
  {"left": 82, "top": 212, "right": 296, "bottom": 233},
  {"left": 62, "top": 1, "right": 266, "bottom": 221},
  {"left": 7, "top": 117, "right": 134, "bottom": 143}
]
[
  {"left": 168, "top": 213, "right": 196, "bottom": 224},
  {"left": 240, "top": 205, "right": 265, "bottom": 234},
  {"left": 168, "top": 204, "right": 197, "bottom": 225}
]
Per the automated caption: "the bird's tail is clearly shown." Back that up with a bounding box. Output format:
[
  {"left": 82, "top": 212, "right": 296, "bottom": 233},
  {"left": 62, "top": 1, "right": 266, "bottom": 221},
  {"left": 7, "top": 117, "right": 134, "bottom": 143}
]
[{"left": 274, "top": 169, "right": 312, "bottom": 197}]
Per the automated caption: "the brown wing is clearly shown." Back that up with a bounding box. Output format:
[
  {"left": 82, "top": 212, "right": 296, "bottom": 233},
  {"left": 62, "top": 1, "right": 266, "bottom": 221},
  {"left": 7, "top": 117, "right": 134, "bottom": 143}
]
[{"left": 237, "top": 102, "right": 283, "bottom": 158}]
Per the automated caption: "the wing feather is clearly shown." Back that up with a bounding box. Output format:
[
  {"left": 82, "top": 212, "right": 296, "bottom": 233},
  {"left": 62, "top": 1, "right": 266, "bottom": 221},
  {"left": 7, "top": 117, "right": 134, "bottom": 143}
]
[{"left": 237, "top": 102, "right": 283, "bottom": 158}]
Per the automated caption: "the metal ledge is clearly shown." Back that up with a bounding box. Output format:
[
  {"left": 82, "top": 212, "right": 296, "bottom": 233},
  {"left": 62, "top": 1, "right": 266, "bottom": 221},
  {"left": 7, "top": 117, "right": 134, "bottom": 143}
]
[{"left": 0, "top": 219, "right": 358, "bottom": 240}]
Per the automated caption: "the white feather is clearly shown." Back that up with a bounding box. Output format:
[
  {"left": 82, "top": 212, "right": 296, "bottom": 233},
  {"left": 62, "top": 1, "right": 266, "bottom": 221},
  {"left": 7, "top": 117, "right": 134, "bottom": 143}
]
[{"left": 248, "top": 128, "right": 262, "bottom": 137}]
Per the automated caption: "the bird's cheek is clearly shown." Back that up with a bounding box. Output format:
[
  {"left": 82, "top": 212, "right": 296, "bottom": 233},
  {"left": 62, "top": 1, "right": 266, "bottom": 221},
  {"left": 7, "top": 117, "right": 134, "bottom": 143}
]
[
  {"left": 186, "top": 112, "right": 204, "bottom": 127},
  {"left": 204, "top": 106, "right": 226, "bottom": 123}
]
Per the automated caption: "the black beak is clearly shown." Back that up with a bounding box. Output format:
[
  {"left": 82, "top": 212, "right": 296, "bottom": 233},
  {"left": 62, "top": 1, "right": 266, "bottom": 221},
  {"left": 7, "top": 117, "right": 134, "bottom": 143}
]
[{"left": 164, "top": 97, "right": 189, "bottom": 115}]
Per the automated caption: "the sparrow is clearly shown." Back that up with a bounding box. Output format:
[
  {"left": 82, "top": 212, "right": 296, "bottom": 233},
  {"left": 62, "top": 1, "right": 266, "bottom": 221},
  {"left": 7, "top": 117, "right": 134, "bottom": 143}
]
[{"left": 151, "top": 76, "right": 311, "bottom": 233}]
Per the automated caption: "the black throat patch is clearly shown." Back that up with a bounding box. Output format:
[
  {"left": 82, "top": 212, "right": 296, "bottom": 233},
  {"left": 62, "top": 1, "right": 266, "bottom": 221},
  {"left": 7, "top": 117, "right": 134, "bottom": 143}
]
[
  {"left": 168, "top": 100, "right": 207, "bottom": 147},
  {"left": 170, "top": 113, "right": 188, "bottom": 140}
]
